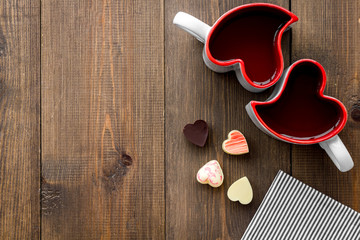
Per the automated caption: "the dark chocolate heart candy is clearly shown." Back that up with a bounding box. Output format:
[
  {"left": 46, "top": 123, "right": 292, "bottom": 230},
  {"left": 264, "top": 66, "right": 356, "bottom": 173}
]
[{"left": 183, "top": 120, "right": 208, "bottom": 147}]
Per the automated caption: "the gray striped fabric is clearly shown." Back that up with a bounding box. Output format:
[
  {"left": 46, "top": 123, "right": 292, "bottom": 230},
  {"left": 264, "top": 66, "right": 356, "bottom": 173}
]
[{"left": 242, "top": 170, "right": 360, "bottom": 240}]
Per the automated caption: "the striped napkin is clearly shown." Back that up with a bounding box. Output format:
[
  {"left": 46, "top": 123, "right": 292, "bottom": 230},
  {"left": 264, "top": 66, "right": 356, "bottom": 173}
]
[{"left": 242, "top": 171, "right": 360, "bottom": 240}]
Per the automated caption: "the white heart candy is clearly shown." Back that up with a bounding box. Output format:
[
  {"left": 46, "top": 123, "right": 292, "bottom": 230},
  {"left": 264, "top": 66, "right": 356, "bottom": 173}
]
[
  {"left": 227, "top": 176, "right": 253, "bottom": 204},
  {"left": 196, "top": 160, "right": 224, "bottom": 188}
]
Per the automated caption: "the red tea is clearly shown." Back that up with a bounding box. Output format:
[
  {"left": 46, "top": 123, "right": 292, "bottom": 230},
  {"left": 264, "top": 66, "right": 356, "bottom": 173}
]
[
  {"left": 256, "top": 62, "right": 343, "bottom": 140},
  {"left": 208, "top": 8, "right": 291, "bottom": 85}
]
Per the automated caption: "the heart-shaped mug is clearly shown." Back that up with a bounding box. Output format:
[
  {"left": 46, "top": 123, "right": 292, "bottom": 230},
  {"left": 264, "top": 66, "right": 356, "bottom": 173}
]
[
  {"left": 173, "top": 3, "right": 298, "bottom": 92},
  {"left": 246, "top": 59, "right": 353, "bottom": 172}
]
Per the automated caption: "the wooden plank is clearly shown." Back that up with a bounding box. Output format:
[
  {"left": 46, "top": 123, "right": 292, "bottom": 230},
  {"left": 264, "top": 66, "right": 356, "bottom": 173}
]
[
  {"left": 292, "top": 0, "right": 360, "bottom": 211},
  {"left": 165, "top": 0, "right": 291, "bottom": 238},
  {"left": 41, "top": 0, "right": 164, "bottom": 238},
  {"left": 0, "top": 0, "right": 41, "bottom": 239}
]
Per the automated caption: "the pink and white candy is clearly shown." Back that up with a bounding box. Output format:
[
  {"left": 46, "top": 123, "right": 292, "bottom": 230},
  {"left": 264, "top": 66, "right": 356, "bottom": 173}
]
[
  {"left": 196, "top": 160, "right": 224, "bottom": 188},
  {"left": 222, "top": 130, "right": 249, "bottom": 155}
]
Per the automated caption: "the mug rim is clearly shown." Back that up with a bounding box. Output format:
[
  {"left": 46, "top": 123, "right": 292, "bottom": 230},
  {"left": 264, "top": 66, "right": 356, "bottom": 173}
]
[
  {"left": 249, "top": 59, "right": 348, "bottom": 144},
  {"left": 205, "top": 3, "right": 298, "bottom": 89}
]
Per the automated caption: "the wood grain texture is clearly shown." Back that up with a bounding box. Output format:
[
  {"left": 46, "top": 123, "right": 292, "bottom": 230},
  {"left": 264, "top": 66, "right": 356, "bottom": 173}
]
[
  {"left": 291, "top": 0, "right": 360, "bottom": 211},
  {"left": 0, "top": 0, "right": 41, "bottom": 239},
  {"left": 41, "top": 0, "right": 164, "bottom": 239},
  {"left": 165, "top": 0, "right": 291, "bottom": 238},
  {"left": 0, "top": 0, "right": 358, "bottom": 238}
]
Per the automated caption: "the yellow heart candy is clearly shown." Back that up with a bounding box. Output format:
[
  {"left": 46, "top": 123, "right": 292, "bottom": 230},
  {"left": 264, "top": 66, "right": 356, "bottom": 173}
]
[{"left": 227, "top": 176, "right": 253, "bottom": 204}]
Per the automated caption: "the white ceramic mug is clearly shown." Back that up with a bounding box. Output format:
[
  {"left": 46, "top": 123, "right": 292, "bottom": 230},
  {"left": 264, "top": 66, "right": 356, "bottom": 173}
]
[
  {"left": 246, "top": 59, "right": 353, "bottom": 172},
  {"left": 173, "top": 3, "right": 298, "bottom": 92}
]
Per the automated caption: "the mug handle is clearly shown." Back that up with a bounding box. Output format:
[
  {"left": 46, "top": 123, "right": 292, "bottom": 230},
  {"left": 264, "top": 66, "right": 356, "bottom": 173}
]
[
  {"left": 173, "top": 12, "right": 211, "bottom": 44},
  {"left": 319, "top": 135, "right": 354, "bottom": 172}
]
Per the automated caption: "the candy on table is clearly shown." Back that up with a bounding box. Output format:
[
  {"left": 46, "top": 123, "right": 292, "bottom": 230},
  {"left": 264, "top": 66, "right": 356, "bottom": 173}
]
[
  {"left": 227, "top": 176, "right": 253, "bottom": 205},
  {"left": 196, "top": 160, "right": 224, "bottom": 188},
  {"left": 222, "top": 130, "right": 249, "bottom": 155},
  {"left": 183, "top": 120, "right": 209, "bottom": 147}
]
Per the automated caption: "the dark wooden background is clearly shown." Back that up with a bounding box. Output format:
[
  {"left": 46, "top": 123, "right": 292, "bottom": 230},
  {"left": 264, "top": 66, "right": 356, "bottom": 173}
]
[{"left": 0, "top": 0, "right": 359, "bottom": 239}]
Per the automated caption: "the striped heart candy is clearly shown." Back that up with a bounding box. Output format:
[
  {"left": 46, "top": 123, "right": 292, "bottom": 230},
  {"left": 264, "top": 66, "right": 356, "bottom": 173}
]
[{"left": 222, "top": 130, "right": 249, "bottom": 155}]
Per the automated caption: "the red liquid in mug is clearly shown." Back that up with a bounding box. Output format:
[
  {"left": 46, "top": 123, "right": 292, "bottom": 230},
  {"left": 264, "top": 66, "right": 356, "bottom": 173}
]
[
  {"left": 256, "top": 62, "right": 343, "bottom": 140},
  {"left": 208, "top": 8, "right": 290, "bottom": 85}
]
